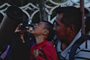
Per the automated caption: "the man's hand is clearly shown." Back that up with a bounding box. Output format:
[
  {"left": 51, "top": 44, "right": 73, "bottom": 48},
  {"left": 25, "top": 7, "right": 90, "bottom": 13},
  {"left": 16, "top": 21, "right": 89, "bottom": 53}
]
[
  {"left": 39, "top": 48, "right": 47, "bottom": 59},
  {"left": 14, "top": 24, "right": 22, "bottom": 33},
  {"left": 33, "top": 48, "right": 47, "bottom": 59},
  {"left": 33, "top": 49, "right": 39, "bottom": 59}
]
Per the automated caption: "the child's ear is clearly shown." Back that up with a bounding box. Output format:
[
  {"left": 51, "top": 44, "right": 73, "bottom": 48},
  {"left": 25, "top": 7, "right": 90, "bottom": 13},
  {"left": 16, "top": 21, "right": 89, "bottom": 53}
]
[{"left": 43, "top": 29, "right": 49, "bottom": 35}]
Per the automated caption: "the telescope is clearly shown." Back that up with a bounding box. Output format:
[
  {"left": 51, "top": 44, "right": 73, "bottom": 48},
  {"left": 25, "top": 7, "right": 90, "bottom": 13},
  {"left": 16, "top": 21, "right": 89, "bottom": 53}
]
[{"left": 0, "top": 6, "right": 24, "bottom": 45}]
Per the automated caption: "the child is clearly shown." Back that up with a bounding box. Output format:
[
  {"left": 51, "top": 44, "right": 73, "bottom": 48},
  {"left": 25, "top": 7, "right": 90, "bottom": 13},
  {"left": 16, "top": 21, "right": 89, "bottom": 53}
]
[{"left": 30, "top": 21, "right": 57, "bottom": 60}]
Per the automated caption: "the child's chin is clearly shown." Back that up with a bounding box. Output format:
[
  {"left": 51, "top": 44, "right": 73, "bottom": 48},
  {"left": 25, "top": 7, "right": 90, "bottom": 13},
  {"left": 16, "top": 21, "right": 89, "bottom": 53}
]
[{"left": 30, "top": 31, "right": 34, "bottom": 34}]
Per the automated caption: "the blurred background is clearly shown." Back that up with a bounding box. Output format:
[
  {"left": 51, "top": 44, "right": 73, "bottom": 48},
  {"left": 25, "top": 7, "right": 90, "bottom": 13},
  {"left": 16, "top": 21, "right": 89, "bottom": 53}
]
[{"left": 0, "top": 0, "right": 90, "bottom": 34}]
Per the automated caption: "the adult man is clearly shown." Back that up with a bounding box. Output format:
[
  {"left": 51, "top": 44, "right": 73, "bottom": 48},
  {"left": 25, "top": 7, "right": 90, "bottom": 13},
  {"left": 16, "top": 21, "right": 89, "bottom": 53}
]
[
  {"left": 30, "top": 21, "right": 57, "bottom": 60},
  {"left": 53, "top": 6, "right": 90, "bottom": 60}
]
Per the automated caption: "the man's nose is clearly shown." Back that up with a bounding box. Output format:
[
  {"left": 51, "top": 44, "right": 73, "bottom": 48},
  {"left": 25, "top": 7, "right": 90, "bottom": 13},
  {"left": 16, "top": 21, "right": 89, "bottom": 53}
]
[{"left": 53, "top": 26, "right": 56, "bottom": 30}]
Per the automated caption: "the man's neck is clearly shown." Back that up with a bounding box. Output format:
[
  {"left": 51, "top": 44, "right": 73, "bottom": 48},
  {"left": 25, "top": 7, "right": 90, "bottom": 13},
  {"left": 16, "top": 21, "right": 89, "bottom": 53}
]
[{"left": 61, "top": 43, "right": 68, "bottom": 51}]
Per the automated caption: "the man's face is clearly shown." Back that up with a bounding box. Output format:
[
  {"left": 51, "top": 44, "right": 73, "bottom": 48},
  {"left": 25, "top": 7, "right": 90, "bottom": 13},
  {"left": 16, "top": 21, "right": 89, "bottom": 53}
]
[
  {"left": 30, "top": 22, "right": 46, "bottom": 36},
  {"left": 53, "top": 14, "right": 69, "bottom": 41}
]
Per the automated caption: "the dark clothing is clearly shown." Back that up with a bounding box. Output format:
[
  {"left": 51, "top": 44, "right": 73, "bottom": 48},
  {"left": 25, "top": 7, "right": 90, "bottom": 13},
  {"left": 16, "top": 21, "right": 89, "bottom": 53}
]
[
  {"left": 84, "top": 34, "right": 90, "bottom": 39},
  {"left": 4, "top": 32, "right": 35, "bottom": 60}
]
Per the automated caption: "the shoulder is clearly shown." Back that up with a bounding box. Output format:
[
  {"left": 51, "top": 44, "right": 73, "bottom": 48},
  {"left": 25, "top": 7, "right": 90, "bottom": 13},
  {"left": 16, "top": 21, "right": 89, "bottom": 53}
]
[
  {"left": 75, "top": 40, "right": 90, "bottom": 59},
  {"left": 77, "top": 40, "right": 90, "bottom": 50},
  {"left": 45, "top": 41, "right": 54, "bottom": 46},
  {"left": 42, "top": 41, "right": 55, "bottom": 49}
]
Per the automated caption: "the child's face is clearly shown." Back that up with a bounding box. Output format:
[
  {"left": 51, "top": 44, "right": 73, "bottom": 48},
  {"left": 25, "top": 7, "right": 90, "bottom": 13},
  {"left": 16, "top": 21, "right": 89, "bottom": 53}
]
[{"left": 30, "top": 22, "right": 46, "bottom": 36}]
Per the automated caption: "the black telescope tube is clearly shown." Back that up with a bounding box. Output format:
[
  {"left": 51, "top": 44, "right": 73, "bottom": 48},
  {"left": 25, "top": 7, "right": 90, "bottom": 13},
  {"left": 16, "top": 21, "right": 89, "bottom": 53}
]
[{"left": 0, "top": 6, "right": 24, "bottom": 45}]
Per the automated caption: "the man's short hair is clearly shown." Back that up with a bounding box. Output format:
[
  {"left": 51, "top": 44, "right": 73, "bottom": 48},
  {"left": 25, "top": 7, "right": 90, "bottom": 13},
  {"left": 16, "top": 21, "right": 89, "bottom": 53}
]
[
  {"left": 55, "top": 6, "right": 82, "bottom": 32},
  {"left": 42, "top": 21, "right": 55, "bottom": 41}
]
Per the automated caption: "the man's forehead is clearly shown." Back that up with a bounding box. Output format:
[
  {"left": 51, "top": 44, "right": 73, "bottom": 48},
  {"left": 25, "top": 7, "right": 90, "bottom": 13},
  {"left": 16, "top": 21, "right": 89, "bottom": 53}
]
[
  {"left": 57, "top": 13, "right": 63, "bottom": 17},
  {"left": 55, "top": 14, "right": 63, "bottom": 21}
]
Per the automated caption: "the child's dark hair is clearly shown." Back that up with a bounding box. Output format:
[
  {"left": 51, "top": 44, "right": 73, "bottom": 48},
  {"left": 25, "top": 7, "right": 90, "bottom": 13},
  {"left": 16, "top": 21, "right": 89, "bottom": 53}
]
[{"left": 42, "top": 21, "right": 55, "bottom": 41}]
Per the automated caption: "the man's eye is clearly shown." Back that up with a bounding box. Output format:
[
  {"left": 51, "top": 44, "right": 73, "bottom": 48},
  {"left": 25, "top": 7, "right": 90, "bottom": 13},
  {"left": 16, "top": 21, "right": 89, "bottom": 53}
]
[{"left": 56, "top": 22, "right": 59, "bottom": 26}]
